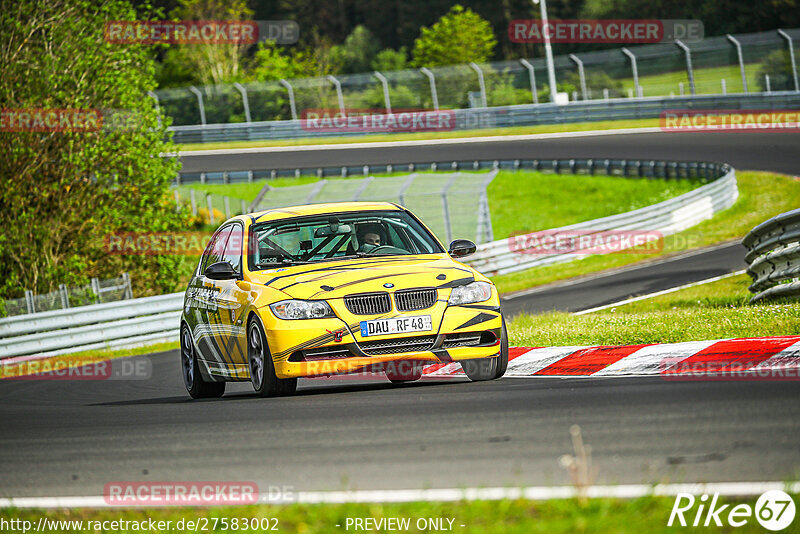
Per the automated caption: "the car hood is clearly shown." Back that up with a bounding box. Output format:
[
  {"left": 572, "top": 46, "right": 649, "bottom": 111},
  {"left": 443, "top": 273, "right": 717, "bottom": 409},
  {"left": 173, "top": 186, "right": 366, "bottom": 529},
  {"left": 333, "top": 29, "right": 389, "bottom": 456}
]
[{"left": 249, "top": 255, "right": 478, "bottom": 300}]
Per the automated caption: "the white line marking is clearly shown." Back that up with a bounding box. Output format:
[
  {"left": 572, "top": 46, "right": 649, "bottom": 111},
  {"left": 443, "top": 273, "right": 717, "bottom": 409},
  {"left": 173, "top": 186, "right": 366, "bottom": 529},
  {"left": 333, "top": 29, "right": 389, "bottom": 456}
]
[
  {"left": 573, "top": 270, "right": 746, "bottom": 315},
  {"left": 167, "top": 127, "right": 663, "bottom": 157},
  {"left": 3, "top": 481, "right": 798, "bottom": 508}
]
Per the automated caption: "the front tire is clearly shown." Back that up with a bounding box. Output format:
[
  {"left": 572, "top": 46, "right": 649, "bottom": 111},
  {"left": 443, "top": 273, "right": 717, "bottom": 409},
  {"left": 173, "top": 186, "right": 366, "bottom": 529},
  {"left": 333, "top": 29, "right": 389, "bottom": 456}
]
[
  {"left": 461, "top": 316, "right": 509, "bottom": 382},
  {"left": 181, "top": 324, "right": 225, "bottom": 399},
  {"left": 248, "top": 317, "right": 297, "bottom": 397}
]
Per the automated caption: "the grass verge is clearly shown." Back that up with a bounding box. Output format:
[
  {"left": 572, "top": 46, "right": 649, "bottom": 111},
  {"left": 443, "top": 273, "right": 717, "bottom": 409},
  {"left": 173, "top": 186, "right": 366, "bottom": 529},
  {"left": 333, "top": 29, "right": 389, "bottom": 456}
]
[
  {"left": 175, "top": 118, "right": 658, "bottom": 152},
  {"left": 507, "top": 272, "right": 800, "bottom": 348},
  {"left": 1, "top": 494, "right": 791, "bottom": 533},
  {"left": 494, "top": 170, "right": 800, "bottom": 295}
]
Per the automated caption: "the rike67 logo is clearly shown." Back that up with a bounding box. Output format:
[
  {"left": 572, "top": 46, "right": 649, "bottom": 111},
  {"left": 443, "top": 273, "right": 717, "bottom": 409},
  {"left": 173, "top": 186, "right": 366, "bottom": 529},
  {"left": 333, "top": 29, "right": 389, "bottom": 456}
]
[{"left": 669, "top": 491, "right": 795, "bottom": 530}]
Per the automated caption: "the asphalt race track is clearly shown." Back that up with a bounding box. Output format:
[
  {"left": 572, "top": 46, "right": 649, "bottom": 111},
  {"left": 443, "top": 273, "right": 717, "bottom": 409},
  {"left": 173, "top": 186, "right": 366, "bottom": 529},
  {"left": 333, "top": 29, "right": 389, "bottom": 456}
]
[
  {"left": 178, "top": 130, "right": 800, "bottom": 175},
  {"left": 0, "top": 129, "right": 797, "bottom": 500},
  {"left": 1, "top": 353, "right": 799, "bottom": 497},
  {"left": 500, "top": 241, "right": 746, "bottom": 316}
]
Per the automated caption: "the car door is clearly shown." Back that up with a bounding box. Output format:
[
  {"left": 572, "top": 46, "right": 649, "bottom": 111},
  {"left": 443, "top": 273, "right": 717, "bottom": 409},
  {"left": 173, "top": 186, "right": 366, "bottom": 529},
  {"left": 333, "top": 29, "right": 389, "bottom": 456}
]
[
  {"left": 193, "top": 225, "right": 233, "bottom": 377},
  {"left": 214, "top": 222, "right": 250, "bottom": 378}
]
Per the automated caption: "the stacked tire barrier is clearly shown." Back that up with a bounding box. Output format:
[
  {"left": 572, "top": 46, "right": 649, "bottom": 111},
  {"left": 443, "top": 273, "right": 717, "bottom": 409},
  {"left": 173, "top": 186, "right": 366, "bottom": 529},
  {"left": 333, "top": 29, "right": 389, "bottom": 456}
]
[{"left": 744, "top": 208, "right": 800, "bottom": 302}]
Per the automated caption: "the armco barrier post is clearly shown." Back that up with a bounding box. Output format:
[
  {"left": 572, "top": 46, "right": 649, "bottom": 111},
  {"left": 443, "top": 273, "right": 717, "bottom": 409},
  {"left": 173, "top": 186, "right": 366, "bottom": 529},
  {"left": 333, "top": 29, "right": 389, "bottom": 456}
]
[
  {"left": 327, "top": 75, "right": 346, "bottom": 115},
  {"left": 674, "top": 40, "right": 696, "bottom": 96},
  {"left": 233, "top": 82, "right": 252, "bottom": 123},
  {"left": 777, "top": 29, "right": 799, "bottom": 92},
  {"left": 726, "top": 34, "right": 748, "bottom": 94},
  {"left": 621, "top": 48, "right": 641, "bottom": 98},
  {"left": 188, "top": 86, "right": 206, "bottom": 125},
  {"left": 569, "top": 54, "right": 588, "bottom": 100},
  {"left": 519, "top": 59, "right": 538, "bottom": 104},
  {"left": 373, "top": 71, "right": 392, "bottom": 114},
  {"left": 420, "top": 68, "right": 439, "bottom": 111},
  {"left": 279, "top": 79, "right": 298, "bottom": 120},
  {"left": 469, "top": 62, "right": 488, "bottom": 107}
]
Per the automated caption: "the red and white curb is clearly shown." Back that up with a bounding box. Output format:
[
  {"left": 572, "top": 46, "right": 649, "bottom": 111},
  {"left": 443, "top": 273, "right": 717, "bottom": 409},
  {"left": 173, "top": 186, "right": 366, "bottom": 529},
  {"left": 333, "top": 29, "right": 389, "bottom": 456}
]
[{"left": 423, "top": 336, "right": 800, "bottom": 378}]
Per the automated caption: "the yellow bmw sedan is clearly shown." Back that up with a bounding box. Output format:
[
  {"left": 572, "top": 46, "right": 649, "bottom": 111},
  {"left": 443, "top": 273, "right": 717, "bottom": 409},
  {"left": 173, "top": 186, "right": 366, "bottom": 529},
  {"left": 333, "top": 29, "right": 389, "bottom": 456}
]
[{"left": 180, "top": 201, "right": 507, "bottom": 399}]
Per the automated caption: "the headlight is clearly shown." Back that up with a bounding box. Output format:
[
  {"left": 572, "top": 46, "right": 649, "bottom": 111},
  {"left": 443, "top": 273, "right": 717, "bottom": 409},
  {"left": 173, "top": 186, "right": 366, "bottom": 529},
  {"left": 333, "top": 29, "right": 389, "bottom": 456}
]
[
  {"left": 448, "top": 281, "right": 493, "bottom": 305},
  {"left": 270, "top": 300, "right": 335, "bottom": 320}
]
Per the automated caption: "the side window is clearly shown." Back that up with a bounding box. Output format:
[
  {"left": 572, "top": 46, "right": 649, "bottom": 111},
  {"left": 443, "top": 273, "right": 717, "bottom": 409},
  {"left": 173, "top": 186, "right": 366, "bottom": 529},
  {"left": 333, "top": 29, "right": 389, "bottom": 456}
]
[
  {"left": 201, "top": 226, "right": 232, "bottom": 275},
  {"left": 223, "top": 224, "right": 243, "bottom": 273}
]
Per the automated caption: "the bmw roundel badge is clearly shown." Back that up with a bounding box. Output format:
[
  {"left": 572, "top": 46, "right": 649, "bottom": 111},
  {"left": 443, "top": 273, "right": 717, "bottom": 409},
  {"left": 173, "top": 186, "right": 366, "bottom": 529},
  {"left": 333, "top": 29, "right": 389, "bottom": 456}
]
[{"left": 383, "top": 283, "right": 394, "bottom": 288}]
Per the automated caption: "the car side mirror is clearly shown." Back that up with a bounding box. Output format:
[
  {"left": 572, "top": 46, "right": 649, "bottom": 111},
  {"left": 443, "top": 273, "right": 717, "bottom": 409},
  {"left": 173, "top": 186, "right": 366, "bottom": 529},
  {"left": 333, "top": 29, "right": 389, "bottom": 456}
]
[
  {"left": 204, "top": 261, "right": 237, "bottom": 280},
  {"left": 448, "top": 239, "right": 476, "bottom": 258}
]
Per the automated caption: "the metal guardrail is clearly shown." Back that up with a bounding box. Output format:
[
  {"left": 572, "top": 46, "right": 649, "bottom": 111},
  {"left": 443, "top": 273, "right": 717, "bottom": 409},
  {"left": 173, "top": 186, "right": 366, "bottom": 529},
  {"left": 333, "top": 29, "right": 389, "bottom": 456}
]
[
  {"left": 743, "top": 208, "right": 800, "bottom": 302},
  {"left": 469, "top": 164, "right": 737, "bottom": 276},
  {"left": 3, "top": 159, "right": 737, "bottom": 358},
  {"left": 0, "top": 293, "right": 183, "bottom": 359},
  {"left": 168, "top": 92, "right": 800, "bottom": 144}
]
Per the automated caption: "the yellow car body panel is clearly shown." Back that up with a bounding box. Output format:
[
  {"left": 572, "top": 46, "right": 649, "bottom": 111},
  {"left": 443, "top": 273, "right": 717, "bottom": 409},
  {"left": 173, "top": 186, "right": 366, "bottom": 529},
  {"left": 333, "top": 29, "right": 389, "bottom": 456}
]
[{"left": 181, "top": 202, "right": 503, "bottom": 384}]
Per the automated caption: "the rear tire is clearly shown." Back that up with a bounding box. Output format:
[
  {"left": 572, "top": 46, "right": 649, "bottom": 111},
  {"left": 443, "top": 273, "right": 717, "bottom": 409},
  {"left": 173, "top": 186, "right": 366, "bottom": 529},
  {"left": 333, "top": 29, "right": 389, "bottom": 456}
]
[
  {"left": 461, "top": 316, "right": 509, "bottom": 382},
  {"left": 248, "top": 317, "right": 297, "bottom": 397},
  {"left": 181, "top": 324, "right": 225, "bottom": 399}
]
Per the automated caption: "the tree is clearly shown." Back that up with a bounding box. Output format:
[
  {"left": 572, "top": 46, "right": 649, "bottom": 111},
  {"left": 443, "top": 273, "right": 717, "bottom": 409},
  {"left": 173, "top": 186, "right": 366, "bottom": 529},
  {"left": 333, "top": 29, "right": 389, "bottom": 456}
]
[
  {"left": 331, "top": 25, "right": 381, "bottom": 74},
  {"left": 411, "top": 5, "right": 497, "bottom": 67},
  {"left": 372, "top": 47, "right": 409, "bottom": 72},
  {"left": 0, "top": 0, "right": 194, "bottom": 300},
  {"left": 168, "top": 0, "right": 254, "bottom": 86}
]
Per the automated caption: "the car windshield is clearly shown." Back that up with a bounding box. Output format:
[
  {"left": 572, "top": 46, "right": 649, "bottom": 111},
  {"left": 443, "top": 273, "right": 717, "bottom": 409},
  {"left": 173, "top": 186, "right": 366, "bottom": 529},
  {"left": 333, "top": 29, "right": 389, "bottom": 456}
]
[{"left": 248, "top": 210, "right": 444, "bottom": 269}]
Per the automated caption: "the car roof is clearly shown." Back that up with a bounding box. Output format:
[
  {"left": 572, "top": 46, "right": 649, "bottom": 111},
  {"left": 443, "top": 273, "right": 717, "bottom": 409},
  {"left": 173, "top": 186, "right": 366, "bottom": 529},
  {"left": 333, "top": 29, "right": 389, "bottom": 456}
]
[{"left": 248, "top": 201, "right": 403, "bottom": 223}]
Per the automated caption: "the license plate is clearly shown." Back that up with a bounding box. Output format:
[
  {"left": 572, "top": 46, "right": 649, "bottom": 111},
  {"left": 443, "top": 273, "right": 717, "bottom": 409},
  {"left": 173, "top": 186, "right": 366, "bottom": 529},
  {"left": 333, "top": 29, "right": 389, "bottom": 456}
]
[{"left": 360, "top": 315, "right": 433, "bottom": 337}]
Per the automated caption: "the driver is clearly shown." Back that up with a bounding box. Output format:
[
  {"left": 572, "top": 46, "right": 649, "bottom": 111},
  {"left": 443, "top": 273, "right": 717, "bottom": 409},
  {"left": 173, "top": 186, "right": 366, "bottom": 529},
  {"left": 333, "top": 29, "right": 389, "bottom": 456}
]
[{"left": 357, "top": 224, "right": 383, "bottom": 253}]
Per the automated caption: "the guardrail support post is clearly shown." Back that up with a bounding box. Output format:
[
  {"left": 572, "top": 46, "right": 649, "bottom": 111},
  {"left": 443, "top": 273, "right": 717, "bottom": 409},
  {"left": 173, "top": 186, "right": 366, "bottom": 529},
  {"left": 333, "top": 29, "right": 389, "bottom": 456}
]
[
  {"left": 327, "top": 75, "right": 346, "bottom": 115},
  {"left": 373, "top": 71, "right": 392, "bottom": 114},
  {"left": 726, "top": 34, "right": 749, "bottom": 94},
  {"left": 59, "top": 284, "right": 69, "bottom": 309},
  {"left": 189, "top": 189, "right": 197, "bottom": 215},
  {"left": 278, "top": 79, "right": 298, "bottom": 120},
  {"left": 777, "top": 29, "right": 799, "bottom": 92},
  {"left": 674, "top": 40, "right": 696, "bottom": 96},
  {"left": 519, "top": 59, "right": 538, "bottom": 104},
  {"left": 420, "top": 68, "right": 439, "bottom": 111},
  {"left": 24, "top": 289, "right": 34, "bottom": 314},
  {"left": 122, "top": 272, "right": 133, "bottom": 300},
  {"left": 188, "top": 86, "right": 206, "bottom": 125},
  {"left": 569, "top": 54, "right": 588, "bottom": 100},
  {"left": 206, "top": 195, "right": 215, "bottom": 225},
  {"left": 233, "top": 82, "right": 252, "bottom": 123},
  {"left": 621, "top": 48, "right": 641, "bottom": 98},
  {"left": 469, "top": 62, "right": 488, "bottom": 107},
  {"left": 441, "top": 174, "right": 459, "bottom": 244}
]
